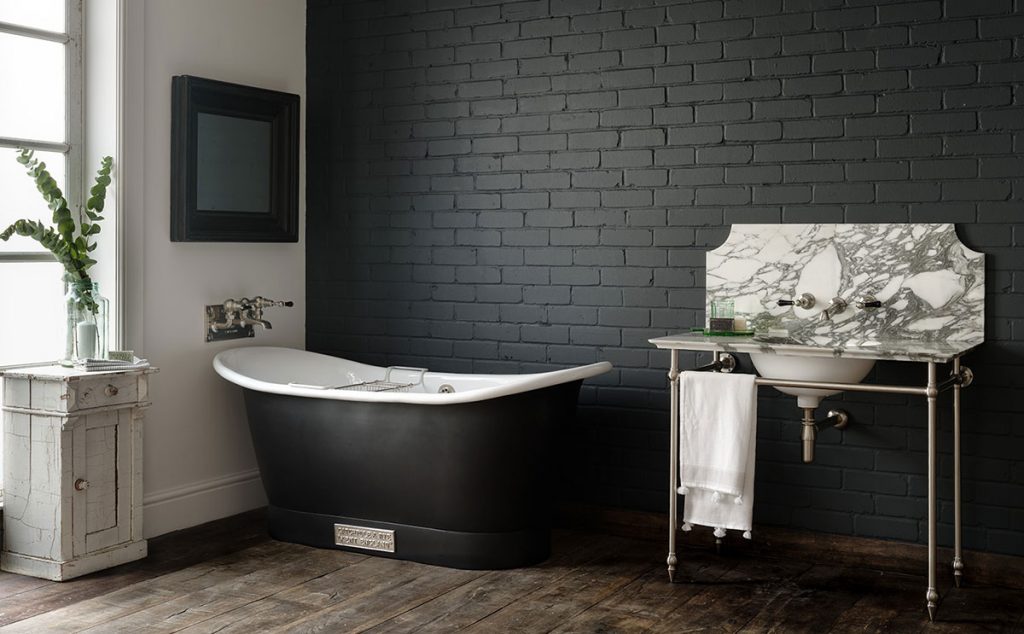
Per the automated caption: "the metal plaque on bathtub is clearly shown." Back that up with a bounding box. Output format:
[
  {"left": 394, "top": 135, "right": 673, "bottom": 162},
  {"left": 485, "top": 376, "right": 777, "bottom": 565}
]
[{"left": 334, "top": 523, "right": 395, "bottom": 553}]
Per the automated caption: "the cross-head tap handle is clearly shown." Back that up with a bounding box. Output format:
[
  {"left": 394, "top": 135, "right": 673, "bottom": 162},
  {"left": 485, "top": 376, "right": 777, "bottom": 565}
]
[
  {"left": 246, "top": 297, "right": 295, "bottom": 308},
  {"left": 777, "top": 292, "right": 816, "bottom": 309},
  {"left": 855, "top": 295, "right": 882, "bottom": 309}
]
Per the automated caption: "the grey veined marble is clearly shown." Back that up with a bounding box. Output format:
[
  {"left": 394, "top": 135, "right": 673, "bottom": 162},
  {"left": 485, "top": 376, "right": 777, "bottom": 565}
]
[{"left": 706, "top": 224, "right": 985, "bottom": 347}]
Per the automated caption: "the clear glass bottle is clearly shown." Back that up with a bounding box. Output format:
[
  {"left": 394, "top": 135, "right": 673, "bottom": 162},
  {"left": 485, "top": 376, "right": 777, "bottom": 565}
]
[{"left": 64, "top": 278, "right": 109, "bottom": 364}]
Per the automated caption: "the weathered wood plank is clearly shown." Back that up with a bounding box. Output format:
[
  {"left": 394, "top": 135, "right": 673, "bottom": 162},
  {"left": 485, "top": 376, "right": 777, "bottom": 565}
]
[
  {"left": 73, "top": 546, "right": 364, "bottom": 633},
  {"left": 459, "top": 538, "right": 657, "bottom": 633},
  {"left": 265, "top": 563, "right": 483, "bottom": 633},
  {"left": 649, "top": 556, "right": 814, "bottom": 633},
  {"left": 0, "top": 509, "right": 271, "bottom": 626},
  {"left": 0, "top": 572, "right": 51, "bottom": 601},
  {"left": 737, "top": 564, "right": 878, "bottom": 633},
  {"left": 0, "top": 509, "right": 1022, "bottom": 633},
  {"left": 175, "top": 554, "right": 482, "bottom": 633},
  {"left": 0, "top": 540, "right": 328, "bottom": 632},
  {"left": 547, "top": 550, "right": 739, "bottom": 633},
  {"left": 560, "top": 503, "right": 1024, "bottom": 593},
  {"left": 830, "top": 575, "right": 1024, "bottom": 634},
  {"left": 363, "top": 531, "right": 632, "bottom": 633}
]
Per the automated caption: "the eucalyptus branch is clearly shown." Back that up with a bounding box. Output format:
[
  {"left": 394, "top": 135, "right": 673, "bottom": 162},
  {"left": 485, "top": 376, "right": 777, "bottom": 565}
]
[{"left": 1, "top": 149, "right": 113, "bottom": 312}]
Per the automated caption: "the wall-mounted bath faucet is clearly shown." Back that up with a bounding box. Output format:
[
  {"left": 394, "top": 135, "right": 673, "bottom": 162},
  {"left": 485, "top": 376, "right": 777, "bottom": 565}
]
[
  {"left": 205, "top": 296, "right": 294, "bottom": 342},
  {"left": 820, "top": 296, "right": 848, "bottom": 321},
  {"left": 777, "top": 292, "right": 816, "bottom": 309}
]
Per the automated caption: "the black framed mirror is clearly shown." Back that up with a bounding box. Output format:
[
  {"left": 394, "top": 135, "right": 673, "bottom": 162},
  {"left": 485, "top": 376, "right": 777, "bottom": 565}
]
[{"left": 171, "top": 75, "right": 299, "bottom": 242}]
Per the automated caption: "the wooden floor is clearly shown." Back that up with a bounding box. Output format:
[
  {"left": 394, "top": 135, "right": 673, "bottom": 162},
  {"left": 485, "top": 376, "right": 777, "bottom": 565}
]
[{"left": 0, "top": 510, "right": 1021, "bottom": 633}]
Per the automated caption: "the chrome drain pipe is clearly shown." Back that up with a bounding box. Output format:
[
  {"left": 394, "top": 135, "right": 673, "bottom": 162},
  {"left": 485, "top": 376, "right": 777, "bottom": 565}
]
[{"left": 801, "top": 408, "right": 849, "bottom": 463}]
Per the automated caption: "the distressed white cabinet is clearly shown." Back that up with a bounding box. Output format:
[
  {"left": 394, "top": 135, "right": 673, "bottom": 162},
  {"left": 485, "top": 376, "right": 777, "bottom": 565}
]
[{"left": 0, "top": 365, "right": 154, "bottom": 580}]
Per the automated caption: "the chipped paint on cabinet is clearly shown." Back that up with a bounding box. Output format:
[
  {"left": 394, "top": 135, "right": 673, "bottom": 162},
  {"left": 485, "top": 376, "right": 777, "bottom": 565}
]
[{"left": 1, "top": 366, "right": 155, "bottom": 580}]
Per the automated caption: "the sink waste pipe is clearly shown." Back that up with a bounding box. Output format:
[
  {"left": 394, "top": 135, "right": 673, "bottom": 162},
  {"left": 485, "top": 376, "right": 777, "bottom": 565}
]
[{"left": 801, "top": 408, "right": 849, "bottom": 463}]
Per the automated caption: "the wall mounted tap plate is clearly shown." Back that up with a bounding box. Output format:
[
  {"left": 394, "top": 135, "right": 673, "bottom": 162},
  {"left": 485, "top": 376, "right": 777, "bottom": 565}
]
[{"left": 205, "top": 304, "right": 254, "bottom": 342}]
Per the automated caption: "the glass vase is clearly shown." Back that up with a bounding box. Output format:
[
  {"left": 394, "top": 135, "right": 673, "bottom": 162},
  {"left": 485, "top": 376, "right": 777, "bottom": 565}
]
[{"left": 64, "top": 278, "right": 109, "bottom": 364}]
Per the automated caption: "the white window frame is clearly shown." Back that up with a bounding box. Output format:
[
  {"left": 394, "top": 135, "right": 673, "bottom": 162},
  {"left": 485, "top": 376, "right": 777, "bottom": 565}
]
[{"left": 0, "top": 1, "right": 84, "bottom": 367}]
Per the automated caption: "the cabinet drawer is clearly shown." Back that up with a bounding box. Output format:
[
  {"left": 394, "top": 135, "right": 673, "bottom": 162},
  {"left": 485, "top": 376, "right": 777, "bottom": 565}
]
[
  {"left": 3, "top": 367, "right": 151, "bottom": 414},
  {"left": 72, "top": 374, "right": 139, "bottom": 411}
]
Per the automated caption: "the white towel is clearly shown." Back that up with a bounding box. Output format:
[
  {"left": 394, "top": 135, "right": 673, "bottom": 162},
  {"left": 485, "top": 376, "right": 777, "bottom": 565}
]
[{"left": 679, "top": 371, "right": 758, "bottom": 538}]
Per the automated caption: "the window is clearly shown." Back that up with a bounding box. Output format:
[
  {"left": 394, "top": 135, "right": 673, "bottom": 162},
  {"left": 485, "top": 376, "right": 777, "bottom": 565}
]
[{"left": 0, "top": 1, "right": 82, "bottom": 367}]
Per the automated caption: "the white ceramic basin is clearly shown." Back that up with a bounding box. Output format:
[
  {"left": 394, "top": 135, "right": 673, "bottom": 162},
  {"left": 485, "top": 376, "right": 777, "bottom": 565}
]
[{"left": 748, "top": 354, "right": 875, "bottom": 409}]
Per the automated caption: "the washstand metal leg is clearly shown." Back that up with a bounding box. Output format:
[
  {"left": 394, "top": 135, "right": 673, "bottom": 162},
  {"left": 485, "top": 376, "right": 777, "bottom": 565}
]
[
  {"left": 667, "top": 349, "right": 680, "bottom": 582},
  {"left": 926, "top": 362, "right": 940, "bottom": 621},
  {"left": 953, "top": 358, "right": 963, "bottom": 588}
]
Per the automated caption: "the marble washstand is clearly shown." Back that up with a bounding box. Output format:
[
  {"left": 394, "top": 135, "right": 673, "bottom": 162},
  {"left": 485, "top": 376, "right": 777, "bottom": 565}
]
[{"left": 651, "top": 223, "right": 984, "bottom": 621}]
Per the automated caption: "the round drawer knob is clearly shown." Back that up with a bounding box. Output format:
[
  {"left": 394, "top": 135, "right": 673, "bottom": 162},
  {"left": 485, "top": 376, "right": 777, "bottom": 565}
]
[
  {"left": 104, "top": 385, "right": 119, "bottom": 397},
  {"left": 74, "top": 478, "right": 90, "bottom": 491}
]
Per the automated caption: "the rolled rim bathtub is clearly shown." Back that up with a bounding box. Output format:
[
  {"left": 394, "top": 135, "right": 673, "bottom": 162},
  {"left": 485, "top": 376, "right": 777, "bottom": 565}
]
[{"left": 214, "top": 346, "right": 612, "bottom": 569}]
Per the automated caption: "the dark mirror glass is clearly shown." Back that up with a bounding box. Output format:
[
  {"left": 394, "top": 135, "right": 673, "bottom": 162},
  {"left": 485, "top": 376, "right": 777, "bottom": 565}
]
[{"left": 196, "top": 113, "right": 272, "bottom": 213}]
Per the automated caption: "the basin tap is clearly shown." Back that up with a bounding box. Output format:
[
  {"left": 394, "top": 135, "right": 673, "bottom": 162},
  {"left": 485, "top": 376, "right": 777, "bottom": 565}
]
[
  {"left": 241, "top": 316, "right": 273, "bottom": 329},
  {"left": 777, "top": 292, "right": 816, "bottom": 309},
  {"left": 820, "top": 297, "right": 848, "bottom": 322},
  {"left": 239, "top": 301, "right": 273, "bottom": 329}
]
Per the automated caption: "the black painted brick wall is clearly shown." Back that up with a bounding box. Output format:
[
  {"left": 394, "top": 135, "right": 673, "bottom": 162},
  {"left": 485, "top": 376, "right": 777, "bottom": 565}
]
[{"left": 306, "top": 0, "right": 1024, "bottom": 556}]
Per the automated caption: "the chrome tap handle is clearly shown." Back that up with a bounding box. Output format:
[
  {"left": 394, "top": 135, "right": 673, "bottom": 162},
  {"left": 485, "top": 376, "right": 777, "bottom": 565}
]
[
  {"left": 856, "top": 295, "right": 882, "bottom": 309},
  {"left": 777, "top": 292, "right": 815, "bottom": 309},
  {"left": 250, "top": 296, "right": 294, "bottom": 308}
]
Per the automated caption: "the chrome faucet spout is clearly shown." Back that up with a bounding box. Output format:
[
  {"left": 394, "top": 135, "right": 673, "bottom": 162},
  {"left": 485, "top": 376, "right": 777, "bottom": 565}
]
[
  {"left": 820, "top": 296, "right": 848, "bottom": 321},
  {"left": 242, "top": 317, "right": 272, "bottom": 329}
]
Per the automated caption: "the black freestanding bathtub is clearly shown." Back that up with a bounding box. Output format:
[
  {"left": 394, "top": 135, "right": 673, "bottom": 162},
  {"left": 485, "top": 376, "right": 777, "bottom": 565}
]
[{"left": 213, "top": 347, "right": 611, "bottom": 569}]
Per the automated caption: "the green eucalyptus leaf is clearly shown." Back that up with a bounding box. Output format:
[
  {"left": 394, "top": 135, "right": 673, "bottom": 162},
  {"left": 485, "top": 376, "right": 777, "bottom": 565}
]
[{"left": 6, "top": 148, "right": 111, "bottom": 279}]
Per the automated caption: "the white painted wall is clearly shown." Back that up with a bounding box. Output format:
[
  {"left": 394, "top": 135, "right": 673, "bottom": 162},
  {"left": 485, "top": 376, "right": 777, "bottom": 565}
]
[{"left": 120, "top": 0, "right": 306, "bottom": 537}]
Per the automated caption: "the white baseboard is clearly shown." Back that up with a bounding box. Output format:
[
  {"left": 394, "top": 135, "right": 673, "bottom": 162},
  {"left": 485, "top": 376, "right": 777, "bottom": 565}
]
[{"left": 143, "top": 468, "right": 266, "bottom": 538}]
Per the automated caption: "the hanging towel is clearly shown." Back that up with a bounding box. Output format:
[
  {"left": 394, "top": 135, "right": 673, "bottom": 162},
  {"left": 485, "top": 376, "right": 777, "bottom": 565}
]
[{"left": 679, "top": 371, "right": 758, "bottom": 537}]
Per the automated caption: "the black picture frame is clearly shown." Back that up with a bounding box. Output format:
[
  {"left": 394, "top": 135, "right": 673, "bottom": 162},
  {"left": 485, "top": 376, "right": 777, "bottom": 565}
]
[{"left": 170, "top": 75, "right": 299, "bottom": 242}]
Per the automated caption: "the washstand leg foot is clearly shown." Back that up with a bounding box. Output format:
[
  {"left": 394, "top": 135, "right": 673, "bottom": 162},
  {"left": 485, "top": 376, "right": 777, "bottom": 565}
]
[
  {"left": 667, "top": 554, "right": 677, "bottom": 583},
  {"left": 953, "top": 556, "right": 963, "bottom": 588},
  {"left": 926, "top": 588, "right": 940, "bottom": 621}
]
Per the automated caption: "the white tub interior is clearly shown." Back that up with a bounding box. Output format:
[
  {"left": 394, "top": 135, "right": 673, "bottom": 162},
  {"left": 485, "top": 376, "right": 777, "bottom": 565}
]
[{"left": 214, "top": 346, "right": 612, "bottom": 405}]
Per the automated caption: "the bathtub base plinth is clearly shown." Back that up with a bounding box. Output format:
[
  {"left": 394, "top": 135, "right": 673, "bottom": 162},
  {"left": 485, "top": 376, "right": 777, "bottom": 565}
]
[{"left": 267, "top": 506, "right": 551, "bottom": 570}]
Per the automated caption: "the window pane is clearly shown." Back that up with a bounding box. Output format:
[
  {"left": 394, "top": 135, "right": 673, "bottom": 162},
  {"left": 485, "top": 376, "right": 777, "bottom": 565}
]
[
  {"left": 0, "top": 1, "right": 66, "bottom": 33},
  {"left": 0, "top": 261, "right": 65, "bottom": 366},
  {"left": 0, "top": 148, "right": 65, "bottom": 253},
  {"left": 0, "top": 32, "right": 65, "bottom": 143}
]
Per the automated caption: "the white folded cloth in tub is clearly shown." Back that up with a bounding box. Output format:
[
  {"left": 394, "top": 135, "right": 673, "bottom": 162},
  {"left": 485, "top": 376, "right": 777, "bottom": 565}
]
[{"left": 678, "top": 371, "right": 758, "bottom": 540}]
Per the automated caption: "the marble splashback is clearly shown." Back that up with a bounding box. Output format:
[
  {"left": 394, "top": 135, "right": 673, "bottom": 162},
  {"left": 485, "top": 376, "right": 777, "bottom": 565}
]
[{"left": 706, "top": 224, "right": 984, "bottom": 345}]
